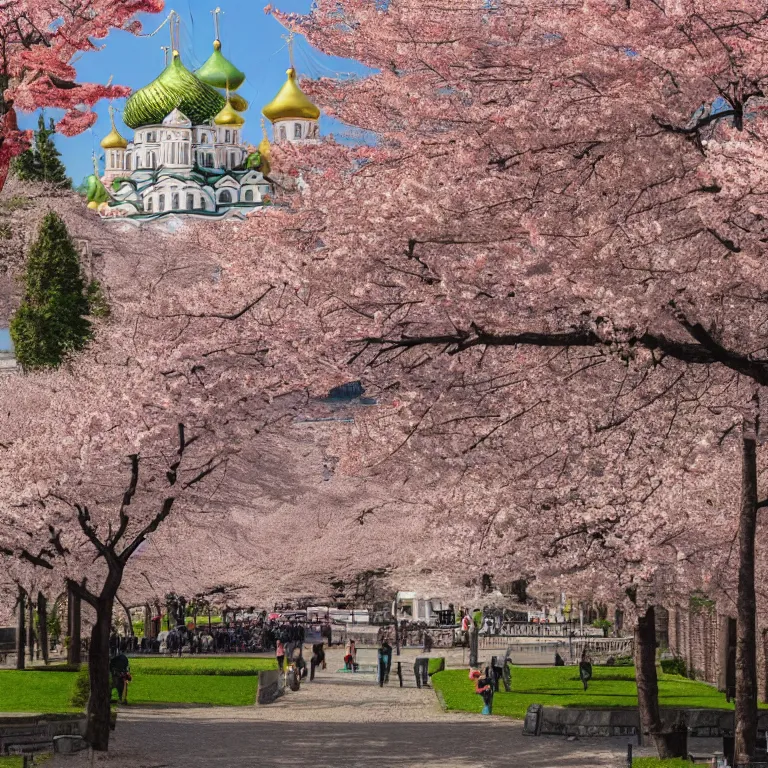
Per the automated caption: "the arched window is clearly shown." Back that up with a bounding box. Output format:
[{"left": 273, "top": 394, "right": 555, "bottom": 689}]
[
  {"left": 230, "top": 152, "right": 237, "bottom": 168},
  {"left": 206, "top": 153, "right": 215, "bottom": 168},
  {"left": 244, "top": 189, "right": 254, "bottom": 202},
  {"left": 146, "top": 197, "right": 153, "bottom": 213},
  {"left": 158, "top": 194, "right": 165, "bottom": 212},
  {"left": 202, "top": 133, "right": 208, "bottom": 144},
  {"left": 148, "top": 151, "right": 156, "bottom": 169},
  {"left": 225, "top": 130, "right": 231, "bottom": 143},
  {"left": 186, "top": 193, "right": 195, "bottom": 210},
  {"left": 172, "top": 193, "right": 179, "bottom": 210},
  {"left": 126, "top": 155, "right": 132, "bottom": 171},
  {"left": 294, "top": 123, "right": 302, "bottom": 139},
  {"left": 219, "top": 189, "right": 232, "bottom": 204},
  {"left": 279, "top": 125, "right": 287, "bottom": 142}
]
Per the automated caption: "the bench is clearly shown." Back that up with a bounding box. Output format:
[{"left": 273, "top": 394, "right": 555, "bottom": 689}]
[
  {"left": 0, "top": 716, "right": 85, "bottom": 757},
  {"left": 1, "top": 727, "right": 57, "bottom": 756}
]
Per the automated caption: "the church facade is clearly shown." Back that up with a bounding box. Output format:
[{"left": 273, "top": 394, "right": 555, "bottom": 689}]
[{"left": 91, "top": 25, "right": 320, "bottom": 223}]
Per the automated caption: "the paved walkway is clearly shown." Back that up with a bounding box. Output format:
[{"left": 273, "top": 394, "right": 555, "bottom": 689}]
[{"left": 49, "top": 649, "right": 717, "bottom": 768}]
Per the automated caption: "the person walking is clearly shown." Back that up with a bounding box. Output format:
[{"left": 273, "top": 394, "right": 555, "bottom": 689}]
[
  {"left": 276, "top": 639, "right": 285, "bottom": 672},
  {"left": 377, "top": 640, "right": 392, "bottom": 687},
  {"left": 344, "top": 638, "right": 357, "bottom": 671},
  {"left": 310, "top": 642, "right": 325, "bottom": 681},
  {"left": 461, "top": 612, "right": 472, "bottom": 647}
]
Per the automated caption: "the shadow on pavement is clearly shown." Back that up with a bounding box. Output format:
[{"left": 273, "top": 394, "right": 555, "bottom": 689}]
[{"left": 111, "top": 717, "right": 629, "bottom": 768}]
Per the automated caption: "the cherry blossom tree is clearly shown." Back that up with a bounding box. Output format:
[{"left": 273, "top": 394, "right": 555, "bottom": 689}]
[
  {"left": 249, "top": 1, "right": 768, "bottom": 758},
  {"left": 0, "top": 0, "right": 164, "bottom": 190}
]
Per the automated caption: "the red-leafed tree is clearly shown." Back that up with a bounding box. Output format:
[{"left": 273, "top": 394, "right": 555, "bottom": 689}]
[{"left": 0, "top": 0, "right": 165, "bottom": 189}]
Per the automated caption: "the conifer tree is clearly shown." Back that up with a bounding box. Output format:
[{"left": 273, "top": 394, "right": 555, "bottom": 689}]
[
  {"left": 12, "top": 115, "right": 71, "bottom": 188},
  {"left": 10, "top": 212, "right": 91, "bottom": 370}
]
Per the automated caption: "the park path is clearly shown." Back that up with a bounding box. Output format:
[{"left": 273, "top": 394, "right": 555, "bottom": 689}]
[{"left": 49, "top": 649, "right": 714, "bottom": 768}]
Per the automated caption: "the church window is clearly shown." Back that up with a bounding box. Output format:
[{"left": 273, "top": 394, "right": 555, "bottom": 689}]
[
  {"left": 158, "top": 194, "right": 165, "bottom": 212},
  {"left": 186, "top": 193, "right": 195, "bottom": 210},
  {"left": 146, "top": 197, "right": 153, "bottom": 213},
  {"left": 207, "top": 153, "right": 215, "bottom": 168},
  {"left": 148, "top": 151, "right": 157, "bottom": 169},
  {"left": 172, "top": 193, "right": 179, "bottom": 210},
  {"left": 170, "top": 144, "right": 177, "bottom": 164},
  {"left": 202, "top": 133, "right": 208, "bottom": 144},
  {"left": 182, "top": 145, "right": 189, "bottom": 165},
  {"left": 230, "top": 152, "right": 237, "bottom": 168},
  {"left": 225, "top": 130, "right": 231, "bottom": 143},
  {"left": 219, "top": 189, "right": 232, "bottom": 204},
  {"left": 126, "top": 155, "right": 132, "bottom": 171},
  {"left": 244, "top": 189, "right": 254, "bottom": 202},
  {"left": 294, "top": 123, "right": 302, "bottom": 139},
  {"left": 279, "top": 125, "right": 287, "bottom": 142}
]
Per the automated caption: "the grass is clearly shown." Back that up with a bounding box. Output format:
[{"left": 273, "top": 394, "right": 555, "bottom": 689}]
[
  {"left": 0, "top": 671, "right": 79, "bottom": 713},
  {"left": 127, "top": 675, "right": 258, "bottom": 706},
  {"left": 130, "top": 657, "right": 276, "bottom": 676},
  {"left": 0, "top": 658, "right": 277, "bottom": 713},
  {"left": 632, "top": 760, "right": 695, "bottom": 768},
  {"left": 0, "top": 759, "right": 25, "bottom": 768},
  {"left": 432, "top": 665, "right": 767, "bottom": 720}
]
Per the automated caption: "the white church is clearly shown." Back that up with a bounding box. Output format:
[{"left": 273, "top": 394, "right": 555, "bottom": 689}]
[{"left": 92, "top": 18, "right": 320, "bottom": 222}]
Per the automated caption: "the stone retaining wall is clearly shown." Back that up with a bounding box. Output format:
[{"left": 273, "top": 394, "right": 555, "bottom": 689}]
[
  {"left": 523, "top": 706, "right": 768, "bottom": 739},
  {"left": 257, "top": 669, "right": 284, "bottom": 705}
]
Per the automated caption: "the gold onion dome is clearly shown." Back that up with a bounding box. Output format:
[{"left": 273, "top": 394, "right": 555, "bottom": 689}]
[
  {"left": 100, "top": 113, "right": 128, "bottom": 150},
  {"left": 262, "top": 68, "right": 320, "bottom": 123},
  {"left": 196, "top": 40, "right": 246, "bottom": 91},
  {"left": 214, "top": 99, "right": 245, "bottom": 127}
]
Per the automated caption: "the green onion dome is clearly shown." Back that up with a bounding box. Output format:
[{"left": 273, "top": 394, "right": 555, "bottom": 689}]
[
  {"left": 124, "top": 52, "right": 226, "bottom": 129},
  {"left": 196, "top": 40, "right": 246, "bottom": 91}
]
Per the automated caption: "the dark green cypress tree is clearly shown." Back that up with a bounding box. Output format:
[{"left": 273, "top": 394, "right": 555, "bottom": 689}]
[
  {"left": 12, "top": 115, "right": 71, "bottom": 187},
  {"left": 10, "top": 212, "right": 92, "bottom": 370}
]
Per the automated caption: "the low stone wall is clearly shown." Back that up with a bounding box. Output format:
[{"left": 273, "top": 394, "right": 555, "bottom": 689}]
[
  {"left": 523, "top": 706, "right": 768, "bottom": 738},
  {"left": 257, "top": 669, "right": 285, "bottom": 705},
  {"left": 0, "top": 714, "right": 86, "bottom": 754}
]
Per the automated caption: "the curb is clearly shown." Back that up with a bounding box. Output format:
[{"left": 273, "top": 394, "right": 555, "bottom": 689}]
[{"left": 434, "top": 688, "right": 448, "bottom": 712}]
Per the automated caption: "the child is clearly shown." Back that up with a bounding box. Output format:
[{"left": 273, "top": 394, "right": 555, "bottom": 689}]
[{"left": 470, "top": 667, "right": 494, "bottom": 715}]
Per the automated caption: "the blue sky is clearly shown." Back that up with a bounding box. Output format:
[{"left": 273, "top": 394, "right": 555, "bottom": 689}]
[{"left": 19, "top": 1, "right": 368, "bottom": 184}]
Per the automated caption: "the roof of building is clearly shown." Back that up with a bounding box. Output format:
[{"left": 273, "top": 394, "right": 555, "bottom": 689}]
[
  {"left": 196, "top": 39, "right": 246, "bottom": 91},
  {"left": 123, "top": 52, "right": 226, "bottom": 129},
  {"left": 262, "top": 68, "right": 320, "bottom": 123}
]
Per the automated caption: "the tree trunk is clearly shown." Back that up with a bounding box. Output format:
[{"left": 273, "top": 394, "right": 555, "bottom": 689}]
[
  {"left": 27, "top": 596, "right": 35, "bottom": 662},
  {"left": 469, "top": 624, "right": 479, "bottom": 667},
  {"left": 735, "top": 427, "right": 759, "bottom": 763},
  {"left": 16, "top": 586, "right": 25, "bottom": 671},
  {"left": 38, "top": 593, "right": 49, "bottom": 665},
  {"left": 67, "top": 585, "right": 81, "bottom": 666},
  {"left": 118, "top": 598, "right": 133, "bottom": 636},
  {"left": 85, "top": 597, "right": 114, "bottom": 751},
  {"left": 144, "top": 604, "right": 151, "bottom": 640},
  {"left": 635, "top": 606, "right": 685, "bottom": 758}
]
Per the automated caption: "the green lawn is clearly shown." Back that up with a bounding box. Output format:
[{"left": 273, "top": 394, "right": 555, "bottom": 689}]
[
  {"left": 0, "top": 670, "right": 78, "bottom": 713},
  {"left": 127, "top": 674, "right": 258, "bottom": 706},
  {"left": 0, "top": 658, "right": 277, "bottom": 713},
  {"left": 433, "top": 665, "right": 764, "bottom": 719},
  {"left": 632, "top": 760, "right": 695, "bottom": 768},
  {"left": 0, "top": 758, "right": 25, "bottom": 768},
  {"left": 130, "top": 657, "right": 276, "bottom": 676}
]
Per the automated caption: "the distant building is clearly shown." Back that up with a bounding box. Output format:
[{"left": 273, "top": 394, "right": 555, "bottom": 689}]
[{"left": 89, "top": 17, "right": 321, "bottom": 223}]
